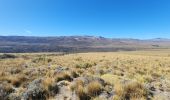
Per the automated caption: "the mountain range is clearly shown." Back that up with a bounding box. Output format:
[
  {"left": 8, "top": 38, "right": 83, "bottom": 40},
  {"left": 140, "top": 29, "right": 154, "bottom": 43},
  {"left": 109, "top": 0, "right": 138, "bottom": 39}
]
[{"left": 0, "top": 36, "right": 170, "bottom": 53}]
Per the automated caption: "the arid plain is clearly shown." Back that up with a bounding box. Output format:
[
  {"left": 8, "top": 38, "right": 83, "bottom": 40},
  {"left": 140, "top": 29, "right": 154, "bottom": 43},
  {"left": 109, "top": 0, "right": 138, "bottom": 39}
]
[{"left": 0, "top": 50, "right": 170, "bottom": 100}]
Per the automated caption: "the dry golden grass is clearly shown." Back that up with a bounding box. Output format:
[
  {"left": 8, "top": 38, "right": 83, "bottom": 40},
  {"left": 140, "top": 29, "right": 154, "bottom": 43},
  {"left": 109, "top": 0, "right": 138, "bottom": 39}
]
[
  {"left": 70, "top": 79, "right": 84, "bottom": 93},
  {"left": 101, "top": 74, "right": 120, "bottom": 85},
  {"left": 0, "top": 50, "right": 170, "bottom": 99},
  {"left": 42, "top": 77, "right": 55, "bottom": 90},
  {"left": 114, "top": 81, "right": 148, "bottom": 99},
  {"left": 75, "top": 85, "right": 88, "bottom": 100},
  {"left": 86, "top": 81, "right": 103, "bottom": 97},
  {"left": 55, "top": 72, "right": 72, "bottom": 82}
]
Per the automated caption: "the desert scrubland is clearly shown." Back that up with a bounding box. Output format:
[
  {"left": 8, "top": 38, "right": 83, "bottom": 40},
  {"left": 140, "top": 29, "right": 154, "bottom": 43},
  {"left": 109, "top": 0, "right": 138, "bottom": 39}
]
[{"left": 0, "top": 50, "right": 170, "bottom": 100}]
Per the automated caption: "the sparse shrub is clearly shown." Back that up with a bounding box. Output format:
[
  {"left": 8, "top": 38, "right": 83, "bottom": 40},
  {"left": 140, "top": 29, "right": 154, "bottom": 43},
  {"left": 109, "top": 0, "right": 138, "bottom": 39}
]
[
  {"left": 86, "top": 81, "right": 103, "bottom": 97},
  {"left": 76, "top": 62, "right": 93, "bottom": 69},
  {"left": 22, "top": 78, "right": 49, "bottom": 100},
  {"left": 0, "top": 54, "right": 17, "bottom": 59},
  {"left": 23, "top": 86, "right": 49, "bottom": 100}
]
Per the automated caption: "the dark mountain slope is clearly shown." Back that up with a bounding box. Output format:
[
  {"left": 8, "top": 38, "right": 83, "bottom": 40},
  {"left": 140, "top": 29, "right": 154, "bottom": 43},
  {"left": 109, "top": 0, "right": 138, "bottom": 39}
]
[{"left": 0, "top": 36, "right": 170, "bottom": 53}]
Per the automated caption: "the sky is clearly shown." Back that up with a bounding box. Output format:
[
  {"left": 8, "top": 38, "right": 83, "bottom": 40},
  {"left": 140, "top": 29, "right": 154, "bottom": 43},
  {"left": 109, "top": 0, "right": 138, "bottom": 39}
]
[{"left": 0, "top": 0, "right": 170, "bottom": 39}]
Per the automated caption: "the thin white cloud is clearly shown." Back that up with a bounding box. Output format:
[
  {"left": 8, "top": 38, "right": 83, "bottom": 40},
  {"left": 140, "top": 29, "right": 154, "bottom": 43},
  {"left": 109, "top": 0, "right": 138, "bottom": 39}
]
[{"left": 25, "top": 30, "right": 32, "bottom": 34}]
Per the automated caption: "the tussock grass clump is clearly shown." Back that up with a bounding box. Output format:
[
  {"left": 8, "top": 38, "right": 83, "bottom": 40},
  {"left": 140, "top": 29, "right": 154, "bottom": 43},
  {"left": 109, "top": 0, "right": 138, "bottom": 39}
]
[
  {"left": 70, "top": 79, "right": 84, "bottom": 92},
  {"left": 1, "top": 75, "right": 27, "bottom": 88},
  {"left": 71, "top": 79, "right": 90, "bottom": 100},
  {"left": 86, "top": 81, "right": 103, "bottom": 97},
  {"left": 70, "top": 70, "right": 79, "bottom": 78},
  {"left": 71, "top": 79, "right": 103, "bottom": 100},
  {"left": 41, "top": 77, "right": 59, "bottom": 97},
  {"left": 42, "top": 77, "right": 55, "bottom": 90},
  {"left": 114, "top": 81, "right": 149, "bottom": 99},
  {"left": 76, "top": 85, "right": 90, "bottom": 100},
  {"left": 11, "top": 75, "right": 27, "bottom": 87},
  {"left": 55, "top": 72, "right": 72, "bottom": 82}
]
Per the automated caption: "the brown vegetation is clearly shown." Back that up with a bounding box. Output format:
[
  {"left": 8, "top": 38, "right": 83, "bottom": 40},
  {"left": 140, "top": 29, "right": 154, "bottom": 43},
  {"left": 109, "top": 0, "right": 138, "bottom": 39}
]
[{"left": 0, "top": 50, "right": 170, "bottom": 99}]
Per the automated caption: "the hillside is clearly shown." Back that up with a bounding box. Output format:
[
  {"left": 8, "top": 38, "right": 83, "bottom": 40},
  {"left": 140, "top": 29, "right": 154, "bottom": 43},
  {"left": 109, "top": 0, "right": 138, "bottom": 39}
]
[{"left": 0, "top": 36, "right": 170, "bottom": 53}]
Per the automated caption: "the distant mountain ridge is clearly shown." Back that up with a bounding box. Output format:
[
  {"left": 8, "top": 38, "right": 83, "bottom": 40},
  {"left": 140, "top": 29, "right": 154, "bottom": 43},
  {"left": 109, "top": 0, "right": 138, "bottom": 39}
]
[{"left": 0, "top": 36, "right": 170, "bottom": 53}]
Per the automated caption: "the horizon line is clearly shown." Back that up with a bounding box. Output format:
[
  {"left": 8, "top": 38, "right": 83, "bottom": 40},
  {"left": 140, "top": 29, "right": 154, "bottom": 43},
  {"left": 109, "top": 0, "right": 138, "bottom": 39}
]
[{"left": 0, "top": 35, "right": 169, "bottom": 40}]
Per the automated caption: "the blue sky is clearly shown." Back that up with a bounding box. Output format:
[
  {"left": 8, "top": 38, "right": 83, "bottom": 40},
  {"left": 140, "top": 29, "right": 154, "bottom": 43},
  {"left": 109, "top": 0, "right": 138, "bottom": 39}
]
[{"left": 0, "top": 0, "right": 170, "bottom": 39}]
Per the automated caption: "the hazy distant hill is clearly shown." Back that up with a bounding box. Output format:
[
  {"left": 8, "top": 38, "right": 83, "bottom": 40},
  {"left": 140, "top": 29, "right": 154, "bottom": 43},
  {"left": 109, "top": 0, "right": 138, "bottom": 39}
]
[{"left": 0, "top": 36, "right": 170, "bottom": 53}]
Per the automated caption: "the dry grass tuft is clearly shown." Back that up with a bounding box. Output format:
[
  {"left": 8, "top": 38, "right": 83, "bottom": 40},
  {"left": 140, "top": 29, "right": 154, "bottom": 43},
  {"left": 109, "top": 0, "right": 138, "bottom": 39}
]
[
  {"left": 55, "top": 72, "right": 72, "bottom": 82},
  {"left": 86, "top": 81, "right": 103, "bottom": 97},
  {"left": 70, "top": 70, "right": 79, "bottom": 78},
  {"left": 42, "top": 77, "right": 59, "bottom": 96},
  {"left": 75, "top": 85, "right": 90, "bottom": 100},
  {"left": 42, "top": 77, "right": 55, "bottom": 90},
  {"left": 114, "top": 81, "right": 149, "bottom": 99},
  {"left": 70, "top": 79, "right": 84, "bottom": 92}
]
